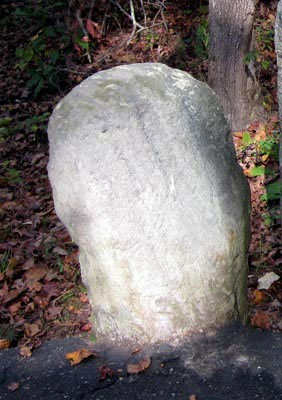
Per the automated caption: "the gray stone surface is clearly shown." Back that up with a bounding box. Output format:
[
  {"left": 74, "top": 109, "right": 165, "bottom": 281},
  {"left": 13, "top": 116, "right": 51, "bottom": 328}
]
[
  {"left": 48, "top": 63, "right": 250, "bottom": 345},
  {"left": 275, "top": 1, "right": 282, "bottom": 216}
]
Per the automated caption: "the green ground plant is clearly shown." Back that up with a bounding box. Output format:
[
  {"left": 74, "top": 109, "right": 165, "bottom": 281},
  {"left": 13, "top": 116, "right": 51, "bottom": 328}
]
[
  {"left": 14, "top": 1, "right": 70, "bottom": 96},
  {"left": 194, "top": 18, "right": 209, "bottom": 59},
  {"left": 0, "top": 249, "right": 11, "bottom": 274}
]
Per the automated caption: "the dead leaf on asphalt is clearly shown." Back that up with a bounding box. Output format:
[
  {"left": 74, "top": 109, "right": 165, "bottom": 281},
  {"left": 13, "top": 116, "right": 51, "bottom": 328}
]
[
  {"left": 20, "top": 345, "right": 32, "bottom": 357},
  {"left": 8, "top": 382, "right": 19, "bottom": 392},
  {"left": 65, "top": 348, "right": 97, "bottom": 366},
  {"left": 0, "top": 339, "right": 10, "bottom": 349},
  {"left": 99, "top": 365, "right": 114, "bottom": 381},
  {"left": 127, "top": 358, "right": 151, "bottom": 374},
  {"left": 251, "top": 309, "right": 272, "bottom": 330}
]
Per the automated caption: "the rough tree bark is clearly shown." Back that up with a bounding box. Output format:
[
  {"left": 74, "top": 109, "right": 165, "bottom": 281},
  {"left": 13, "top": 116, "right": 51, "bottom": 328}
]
[{"left": 209, "top": 0, "right": 256, "bottom": 131}]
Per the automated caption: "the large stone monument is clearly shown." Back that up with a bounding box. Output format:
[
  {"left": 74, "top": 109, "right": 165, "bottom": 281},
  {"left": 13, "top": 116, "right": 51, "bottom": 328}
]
[{"left": 48, "top": 63, "right": 250, "bottom": 345}]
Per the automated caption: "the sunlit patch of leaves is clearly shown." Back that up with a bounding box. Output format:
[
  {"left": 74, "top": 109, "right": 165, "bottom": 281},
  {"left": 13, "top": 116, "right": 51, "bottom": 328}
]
[{"left": 234, "top": 113, "right": 282, "bottom": 332}]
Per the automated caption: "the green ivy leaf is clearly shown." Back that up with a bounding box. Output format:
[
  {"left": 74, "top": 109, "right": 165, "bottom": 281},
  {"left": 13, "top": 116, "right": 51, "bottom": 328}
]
[
  {"left": 15, "top": 47, "right": 23, "bottom": 58},
  {"left": 50, "top": 50, "right": 59, "bottom": 63},
  {"left": 23, "top": 47, "right": 34, "bottom": 63},
  {"left": 261, "top": 60, "right": 270, "bottom": 70},
  {"left": 250, "top": 166, "right": 265, "bottom": 177},
  {"left": 44, "top": 26, "right": 56, "bottom": 37},
  {"left": 242, "top": 131, "right": 253, "bottom": 147},
  {"left": 262, "top": 213, "right": 272, "bottom": 228},
  {"left": 260, "top": 181, "right": 282, "bottom": 201}
]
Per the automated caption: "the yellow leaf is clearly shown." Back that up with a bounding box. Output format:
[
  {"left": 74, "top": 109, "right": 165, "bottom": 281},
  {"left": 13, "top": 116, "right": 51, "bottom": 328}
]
[
  {"left": 254, "top": 124, "right": 267, "bottom": 142},
  {"left": 252, "top": 289, "right": 266, "bottom": 304},
  {"left": 243, "top": 169, "right": 252, "bottom": 177},
  {"left": 7, "top": 257, "right": 18, "bottom": 269},
  {"left": 233, "top": 131, "right": 243, "bottom": 138},
  {"left": 0, "top": 339, "right": 10, "bottom": 349},
  {"left": 66, "top": 348, "right": 96, "bottom": 366}
]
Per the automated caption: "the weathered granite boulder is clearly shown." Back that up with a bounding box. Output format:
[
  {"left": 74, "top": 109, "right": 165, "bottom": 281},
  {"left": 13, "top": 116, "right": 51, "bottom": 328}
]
[
  {"left": 275, "top": 1, "right": 282, "bottom": 218},
  {"left": 48, "top": 63, "right": 250, "bottom": 345}
]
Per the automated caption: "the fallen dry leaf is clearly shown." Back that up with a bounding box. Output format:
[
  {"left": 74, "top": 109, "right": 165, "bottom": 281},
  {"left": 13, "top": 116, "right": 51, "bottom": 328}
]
[
  {"left": 127, "top": 358, "right": 151, "bottom": 374},
  {"left": 251, "top": 309, "right": 272, "bottom": 330},
  {"left": 3, "top": 286, "right": 26, "bottom": 304},
  {"left": 0, "top": 339, "right": 10, "bottom": 349},
  {"left": 253, "top": 123, "right": 267, "bottom": 142},
  {"left": 8, "top": 301, "right": 21, "bottom": 314},
  {"left": 65, "top": 348, "right": 96, "bottom": 366},
  {"left": 251, "top": 289, "right": 266, "bottom": 304},
  {"left": 24, "top": 266, "right": 47, "bottom": 282},
  {"left": 24, "top": 322, "right": 41, "bottom": 337},
  {"left": 189, "top": 395, "right": 197, "bottom": 400},
  {"left": 99, "top": 365, "right": 114, "bottom": 381},
  {"left": 258, "top": 272, "right": 280, "bottom": 290},
  {"left": 233, "top": 131, "right": 243, "bottom": 138},
  {"left": 79, "top": 293, "right": 89, "bottom": 303},
  {"left": 8, "top": 382, "right": 19, "bottom": 392},
  {"left": 52, "top": 246, "right": 68, "bottom": 256},
  {"left": 44, "top": 305, "right": 62, "bottom": 321},
  {"left": 20, "top": 345, "right": 32, "bottom": 357},
  {"left": 7, "top": 257, "right": 18, "bottom": 270},
  {"left": 80, "top": 322, "right": 92, "bottom": 332}
]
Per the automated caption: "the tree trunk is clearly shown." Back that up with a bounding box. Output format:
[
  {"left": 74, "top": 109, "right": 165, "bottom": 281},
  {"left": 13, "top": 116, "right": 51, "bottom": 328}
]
[{"left": 209, "top": 0, "right": 256, "bottom": 131}]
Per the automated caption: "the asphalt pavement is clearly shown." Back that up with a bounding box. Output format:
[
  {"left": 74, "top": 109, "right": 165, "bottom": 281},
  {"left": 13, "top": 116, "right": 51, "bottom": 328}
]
[{"left": 1, "top": 322, "right": 282, "bottom": 400}]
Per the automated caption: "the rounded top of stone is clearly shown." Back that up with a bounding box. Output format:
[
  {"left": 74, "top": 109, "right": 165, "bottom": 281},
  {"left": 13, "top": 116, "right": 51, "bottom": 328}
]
[{"left": 50, "top": 63, "right": 226, "bottom": 136}]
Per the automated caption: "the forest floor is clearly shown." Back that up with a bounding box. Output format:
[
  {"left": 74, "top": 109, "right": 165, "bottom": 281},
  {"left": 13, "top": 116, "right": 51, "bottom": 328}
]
[{"left": 0, "top": 0, "right": 282, "bottom": 358}]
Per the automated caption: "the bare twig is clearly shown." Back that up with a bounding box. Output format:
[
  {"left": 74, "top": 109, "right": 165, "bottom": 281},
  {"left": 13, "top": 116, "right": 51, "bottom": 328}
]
[
  {"left": 127, "top": 0, "right": 138, "bottom": 44},
  {"left": 75, "top": 9, "right": 92, "bottom": 62},
  {"left": 88, "top": 0, "right": 96, "bottom": 20},
  {"left": 152, "top": 0, "right": 167, "bottom": 29},
  {"left": 53, "top": 288, "right": 74, "bottom": 305},
  {"left": 76, "top": 9, "right": 88, "bottom": 36},
  {"left": 109, "top": 0, "right": 144, "bottom": 30},
  {"left": 140, "top": 0, "right": 147, "bottom": 27},
  {"left": 59, "top": 68, "right": 90, "bottom": 75}
]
